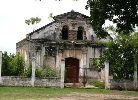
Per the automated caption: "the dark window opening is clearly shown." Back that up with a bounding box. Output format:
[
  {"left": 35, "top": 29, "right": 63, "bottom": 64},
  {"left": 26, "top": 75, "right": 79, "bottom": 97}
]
[
  {"left": 77, "top": 26, "right": 83, "bottom": 40},
  {"left": 91, "top": 35, "right": 94, "bottom": 41},
  {"left": 45, "top": 46, "right": 56, "bottom": 57},
  {"left": 62, "top": 25, "right": 68, "bottom": 40}
]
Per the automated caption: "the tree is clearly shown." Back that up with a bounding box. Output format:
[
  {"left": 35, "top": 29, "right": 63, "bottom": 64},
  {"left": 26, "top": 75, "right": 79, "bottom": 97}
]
[
  {"left": 12, "top": 53, "right": 25, "bottom": 76},
  {"left": 86, "top": 0, "right": 138, "bottom": 38},
  {"left": 2, "top": 52, "right": 13, "bottom": 76},
  {"left": 25, "top": 17, "right": 41, "bottom": 25},
  {"left": 103, "top": 33, "right": 138, "bottom": 80},
  {"left": 131, "top": 32, "right": 138, "bottom": 63},
  {"left": 2, "top": 52, "right": 25, "bottom": 76}
]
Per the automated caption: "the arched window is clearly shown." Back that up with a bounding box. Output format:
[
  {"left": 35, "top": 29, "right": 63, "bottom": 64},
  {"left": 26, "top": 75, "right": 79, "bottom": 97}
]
[
  {"left": 77, "top": 26, "right": 83, "bottom": 40},
  {"left": 62, "top": 25, "right": 68, "bottom": 40}
]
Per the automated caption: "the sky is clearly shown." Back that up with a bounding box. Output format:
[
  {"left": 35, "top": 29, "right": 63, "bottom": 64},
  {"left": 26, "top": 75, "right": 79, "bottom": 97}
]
[{"left": 0, "top": 0, "right": 90, "bottom": 53}]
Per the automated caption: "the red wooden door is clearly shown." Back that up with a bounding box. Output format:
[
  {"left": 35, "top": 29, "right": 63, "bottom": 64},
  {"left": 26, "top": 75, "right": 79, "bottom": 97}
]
[{"left": 65, "top": 57, "right": 79, "bottom": 83}]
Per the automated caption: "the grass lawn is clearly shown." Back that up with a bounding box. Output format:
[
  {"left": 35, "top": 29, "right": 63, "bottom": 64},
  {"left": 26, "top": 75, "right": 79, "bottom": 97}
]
[{"left": 0, "top": 87, "right": 137, "bottom": 100}]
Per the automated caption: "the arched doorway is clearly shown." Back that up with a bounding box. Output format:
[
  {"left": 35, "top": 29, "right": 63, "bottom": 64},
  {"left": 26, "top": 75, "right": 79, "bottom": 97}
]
[{"left": 65, "top": 57, "right": 79, "bottom": 83}]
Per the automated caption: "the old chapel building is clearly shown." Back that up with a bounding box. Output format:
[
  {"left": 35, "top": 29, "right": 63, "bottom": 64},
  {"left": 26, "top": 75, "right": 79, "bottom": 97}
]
[{"left": 16, "top": 11, "right": 109, "bottom": 83}]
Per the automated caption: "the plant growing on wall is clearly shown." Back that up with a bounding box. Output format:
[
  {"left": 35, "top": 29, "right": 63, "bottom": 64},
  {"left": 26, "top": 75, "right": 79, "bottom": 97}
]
[
  {"left": 89, "top": 57, "right": 104, "bottom": 71},
  {"left": 45, "top": 46, "right": 56, "bottom": 57}
]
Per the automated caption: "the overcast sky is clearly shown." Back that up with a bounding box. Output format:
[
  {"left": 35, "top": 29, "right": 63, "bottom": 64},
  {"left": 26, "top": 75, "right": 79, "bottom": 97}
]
[{"left": 0, "top": 0, "right": 90, "bottom": 53}]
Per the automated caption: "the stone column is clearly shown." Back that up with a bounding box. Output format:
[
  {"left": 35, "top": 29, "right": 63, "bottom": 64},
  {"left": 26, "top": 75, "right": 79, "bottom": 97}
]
[
  {"left": 31, "top": 57, "right": 36, "bottom": 87},
  {"left": 60, "top": 58, "right": 65, "bottom": 88},
  {"left": 104, "top": 61, "right": 110, "bottom": 89},
  {"left": 0, "top": 51, "right": 2, "bottom": 84},
  {"left": 134, "top": 61, "right": 137, "bottom": 88},
  {"left": 83, "top": 54, "right": 87, "bottom": 66},
  {"left": 41, "top": 46, "right": 45, "bottom": 67},
  {"left": 82, "top": 48, "right": 87, "bottom": 87},
  {"left": 82, "top": 47, "right": 87, "bottom": 67}
]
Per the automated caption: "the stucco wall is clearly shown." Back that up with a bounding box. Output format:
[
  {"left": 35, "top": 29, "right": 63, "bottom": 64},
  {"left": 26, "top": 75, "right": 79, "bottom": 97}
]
[
  {"left": 16, "top": 39, "right": 31, "bottom": 66},
  {"left": 1, "top": 76, "right": 60, "bottom": 87},
  {"left": 31, "top": 22, "right": 60, "bottom": 40},
  {"left": 110, "top": 80, "right": 138, "bottom": 90}
]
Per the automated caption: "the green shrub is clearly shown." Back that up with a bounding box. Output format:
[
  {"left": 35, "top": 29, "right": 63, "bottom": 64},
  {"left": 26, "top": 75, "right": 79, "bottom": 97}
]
[
  {"left": 23, "top": 67, "right": 32, "bottom": 77},
  {"left": 23, "top": 66, "right": 59, "bottom": 78},
  {"left": 89, "top": 80, "right": 105, "bottom": 89},
  {"left": 35, "top": 67, "right": 42, "bottom": 78},
  {"left": 2, "top": 52, "right": 25, "bottom": 76},
  {"left": 41, "top": 66, "right": 59, "bottom": 78}
]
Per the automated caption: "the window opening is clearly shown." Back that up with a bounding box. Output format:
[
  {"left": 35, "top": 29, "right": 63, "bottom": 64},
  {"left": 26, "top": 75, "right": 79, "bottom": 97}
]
[
  {"left": 77, "top": 26, "right": 83, "bottom": 40},
  {"left": 62, "top": 25, "right": 68, "bottom": 40}
]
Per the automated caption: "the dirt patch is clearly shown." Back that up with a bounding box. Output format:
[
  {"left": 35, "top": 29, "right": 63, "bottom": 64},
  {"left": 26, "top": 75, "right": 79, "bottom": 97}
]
[{"left": 49, "top": 93, "right": 138, "bottom": 100}]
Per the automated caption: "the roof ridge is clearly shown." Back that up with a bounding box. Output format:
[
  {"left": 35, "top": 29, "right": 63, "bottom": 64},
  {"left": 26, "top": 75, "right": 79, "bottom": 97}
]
[
  {"left": 29, "top": 21, "right": 56, "bottom": 35},
  {"left": 53, "top": 10, "right": 90, "bottom": 19}
]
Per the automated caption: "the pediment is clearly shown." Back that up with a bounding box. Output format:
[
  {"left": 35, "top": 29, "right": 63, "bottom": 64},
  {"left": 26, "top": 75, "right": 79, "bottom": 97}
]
[{"left": 53, "top": 10, "right": 90, "bottom": 20}]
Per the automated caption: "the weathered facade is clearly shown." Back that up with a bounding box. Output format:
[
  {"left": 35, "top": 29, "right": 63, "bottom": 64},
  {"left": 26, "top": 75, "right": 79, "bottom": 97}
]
[{"left": 16, "top": 11, "right": 109, "bottom": 83}]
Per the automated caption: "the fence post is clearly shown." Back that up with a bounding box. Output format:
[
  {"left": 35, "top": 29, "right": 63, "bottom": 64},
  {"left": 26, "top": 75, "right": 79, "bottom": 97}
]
[
  {"left": 104, "top": 61, "right": 110, "bottom": 89},
  {"left": 60, "top": 58, "right": 65, "bottom": 88},
  {"left": 134, "top": 61, "right": 137, "bottom": 89},
  {"left": 31, "top": 57, "right": 36, "bottom": 87},
  {"left": 0, "top": 51, "right": 2, "bottom": 84}
]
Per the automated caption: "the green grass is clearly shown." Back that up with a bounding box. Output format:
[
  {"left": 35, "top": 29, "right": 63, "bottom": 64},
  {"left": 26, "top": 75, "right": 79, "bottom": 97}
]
[{"left": 0, "top": 87, "right": 137, "bottom": 100}]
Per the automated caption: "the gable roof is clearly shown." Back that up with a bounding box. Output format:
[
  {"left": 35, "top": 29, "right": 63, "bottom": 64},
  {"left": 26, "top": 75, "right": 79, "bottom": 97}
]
[
  {"left": 28, "top": 10, "right": 90, "bottom": 36},
  {"left": 29, "top": 21, "right": 56, "bottom": 35}
]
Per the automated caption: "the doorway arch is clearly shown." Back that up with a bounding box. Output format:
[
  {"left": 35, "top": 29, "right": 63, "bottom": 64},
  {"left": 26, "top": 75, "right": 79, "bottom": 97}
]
[{"left": 65, "top": 57, "right": 79, "bottom": 83}]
